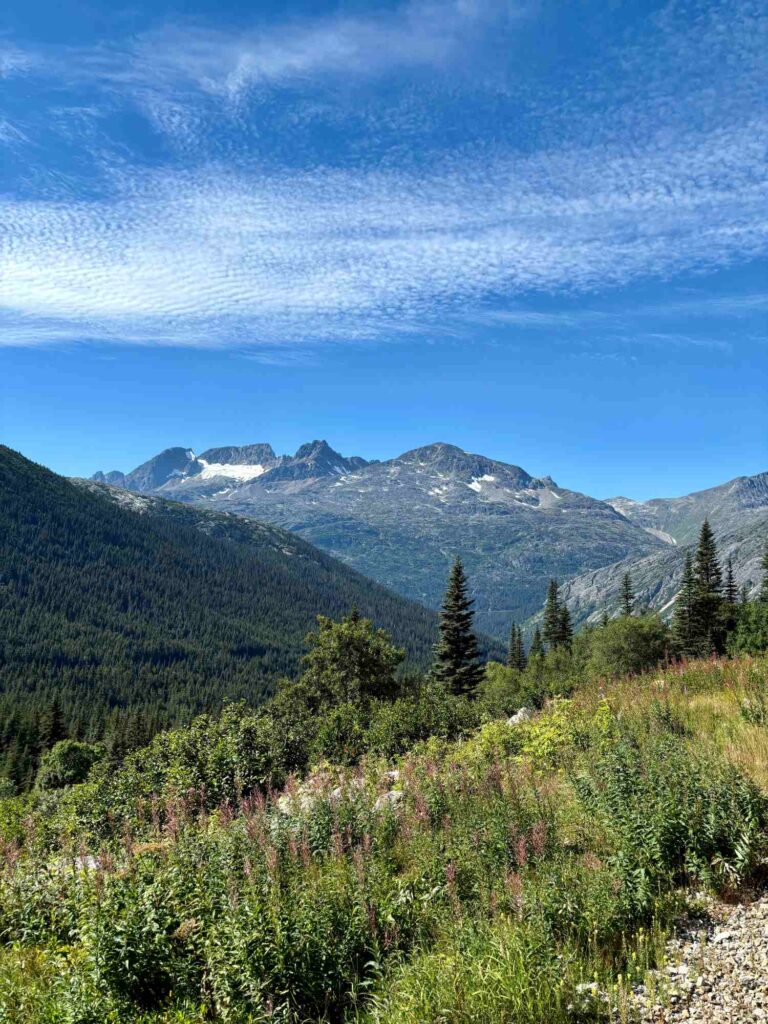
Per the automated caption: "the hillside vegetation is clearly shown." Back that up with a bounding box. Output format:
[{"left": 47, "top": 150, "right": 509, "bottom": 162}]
[
  {"left": 3, "top": 631, "right": 768, "bottom": 1022},
  {"left": 0, "top": 447, "right": 446, "bottom": 787},
  {"left": 4, "top": 447, "right": 768, "bottom": 1021}
]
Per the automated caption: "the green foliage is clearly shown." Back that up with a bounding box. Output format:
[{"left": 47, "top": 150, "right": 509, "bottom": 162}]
[
  {"left": 729, "top": 602, "right": 768, "bottom": 656},
  {"left": 542, "top": 579, "right": 572, "bottom": 652},
  {"left": 4, "top": 659, "right": 768, "bottom": 1024},
  {"left": 0, "top": 446, "right": 439, "bottom": 788},
  {"left": 672, "top": 550, "right": 699, "bottom": 657},
  {"left": 35, "top": 739, "right": 106, "bottom": 790},
  {"left": 693, "top": 518, "right": 724, "bottom": 653},
  {"left": 431, "top": 557, "right": 483, "bottom": 696},
  {"left": 587, "top": 615, "right": 669, "bottom": 679},
  {"left": 478, "top": 661, "right": 544, "bottom": 716},
  {"left": 620, "top": 570, "right": 635, "bottom": 617},
  {"left": 507, "top": 622, "right": 527, "bottom": 671},
  {"left": 365, "top": 683, "right": 477, "bottom": 757},
  {"left": 300, "top": 610, "right": 405, "bottom": 707}
]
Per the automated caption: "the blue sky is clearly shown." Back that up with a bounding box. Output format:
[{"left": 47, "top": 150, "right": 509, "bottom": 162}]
[{"left": 1, "top": 0, "right": 766, "bottom": 499}]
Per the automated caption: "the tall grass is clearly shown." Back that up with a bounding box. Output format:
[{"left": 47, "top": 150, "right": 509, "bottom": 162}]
[{"left": 1, "top": 656, "right": 767, "bottom": 1022}]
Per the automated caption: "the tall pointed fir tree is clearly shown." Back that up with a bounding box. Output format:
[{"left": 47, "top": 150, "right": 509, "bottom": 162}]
[
  {"left": 724, "top": 556, "right": 738, "bottom": 605},
  {"left": 507, "top": 623, "right": 527, "bottom": 671},
  {"left": 723, "top": 555, "right": 739, "bottom": 636},
  {"left": 620, "top": 571, "right": 635, "bottom": 617},
  {"left": 760, "top": 543, "right": 768, "bottom": 604},
  {"left": 542, "top": 579, "right": 562, "bottom": 651},
  {"left": 558, "top": 604, "right": 574, "bottom": 650},
  {"left": 672, "top": 551, "right": 698, "bottom": 657},
  {"left": 529, "top": 626, "right": 545, "bottom": 659},
  {"left": 432, "top": 557, "right": 483, "bottom": 696},
  {"left": 693, "top": 518, "right": 724, "bottom": 654}
]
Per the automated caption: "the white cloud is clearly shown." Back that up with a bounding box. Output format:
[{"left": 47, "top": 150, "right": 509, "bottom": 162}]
[
  {"left": 0, "top": 0, "right": 766, "bottom": 348},
  {"left": 0, "top": 46, "right": 37, "bottom": 77}
]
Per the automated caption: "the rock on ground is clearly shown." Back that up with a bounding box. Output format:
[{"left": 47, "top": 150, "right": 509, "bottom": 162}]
[{"left": 635, "top": 893, "right": 768, "bottom": 1023}]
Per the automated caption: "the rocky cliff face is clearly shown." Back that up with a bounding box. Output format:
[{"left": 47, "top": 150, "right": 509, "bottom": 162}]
[{"left": 557, "top": 514, "right": 768, "bottom": 629}]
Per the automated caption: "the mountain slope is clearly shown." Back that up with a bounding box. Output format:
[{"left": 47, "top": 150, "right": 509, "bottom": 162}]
[
  {"left": 96, "top": 440, "right": 665, "bottom": 634},
  {"left": 558, "top": 514, "right": 768, "bottom": 628},
  {"left": 606, "top": 471, "right": 768, "bottom": 546},
  {"left": 0, "top": 446, "right": 447, "bottom": 774}
]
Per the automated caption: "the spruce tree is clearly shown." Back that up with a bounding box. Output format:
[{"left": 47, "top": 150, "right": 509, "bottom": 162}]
[
  {"left": 432, "top": 557, "right": 483, "bottom": 696},
  {"left": 507, "top": 624, "right": 527, "bottom": 672},
  {"left": 38, "top": 697, "right": 67, "bottom": 751},
  {"left": 760, "top": 543, "right": 768, "bottom": 604},
  {"left": 672, "top": 552, "right": 698, "bottom": 657},
  {"left": 723, "top": 556, "right": 739, "bottom": 637},
  {"left": 528, "top": 626, "right": 545, "bottom": 659},
  {"left": 558, "top": 604, "right": 574, "bottom": 650},
  {"left": 620, "top": 571, "right": 635, "bottom": 617},
  {"left": 542, "top": 579, "right": 562, "bottom": 651},
  {"left": 693, "top": 519, "right": 723, "bottom": 654},
  {"left": 724, "top": 557, "right": 738, "bottom": 605},
  {"left": 507, "top": 623, "right": 517, "bottom": 668}
]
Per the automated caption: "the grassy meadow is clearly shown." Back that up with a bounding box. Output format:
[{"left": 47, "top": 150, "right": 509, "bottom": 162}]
[{"left": 1, "top": 654, "right": 768, "bottom": 1022}]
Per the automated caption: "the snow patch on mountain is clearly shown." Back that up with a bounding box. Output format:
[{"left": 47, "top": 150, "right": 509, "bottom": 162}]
[{"left": 197, "top": 460, "right": 267, "bottom": 482}]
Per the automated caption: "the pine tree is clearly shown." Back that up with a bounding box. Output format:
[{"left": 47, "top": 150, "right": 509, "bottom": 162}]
[
  {"left": 432, "top": 557, "right": 483, "bottom": 696},
  {"left": 724, "top": 557, "right": 738, "bottom": 605},
  {"left": 528, "top": 626, "right": 545, "bottom": 659},
  {"left": 542, "top": 579, "right": 562, "bottom": 651},
  {"left": 723, "top": 556, "right": 739, "bottom": 637},
  {"left": 558, "top": 604, "right": 574, "bottom": 650},
  {"left": 693, "top": 519, "right": 724, "bottom": 654},
  {"left": 672, "top": 551, "right": 698, "bottom": 657},
  {"left": 620, "top": 571, "right": 635, "bottom": 617},
  {"left": 516, "top": 628, "right": 528, "bottom": 671},
  {"left": 507, "top": 624, "right": 527, "bottom": 671},
  {"left": 760, "top": 543, "right": 768, "bottom": 604},
  {"left": 740, "top": 583, "right": 751, "bottom": 605},
  {"left": 38, "top": 697, "right": 67, "bottom": 751}
]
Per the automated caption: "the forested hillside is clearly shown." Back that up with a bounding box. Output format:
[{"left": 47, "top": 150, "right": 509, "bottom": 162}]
[{"left": 0, "top": 447, "right": 445, "bottom": 786}]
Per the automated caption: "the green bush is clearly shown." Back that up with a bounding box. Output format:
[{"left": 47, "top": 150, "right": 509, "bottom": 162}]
[
  {"left": 587, "top": 614, "right": 669, "bottom": 680},
  {"left": 35, "top": 740, "right": 106, "bottom": 790}
]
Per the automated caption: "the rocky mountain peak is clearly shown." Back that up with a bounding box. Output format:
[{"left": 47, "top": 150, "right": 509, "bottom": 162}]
[
  {"left": 392, "top": 442, "right": 535, "bottom": 488},
  {"left": 198, "top": 443, "right": 276, "bottom": 466}
]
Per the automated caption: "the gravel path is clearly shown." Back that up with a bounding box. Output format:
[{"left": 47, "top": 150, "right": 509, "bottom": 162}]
[{"left": 634, "top": 894, "right": 768, "bottom": 1023}]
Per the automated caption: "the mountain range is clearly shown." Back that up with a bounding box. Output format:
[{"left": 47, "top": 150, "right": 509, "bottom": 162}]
[
  {"left": 92, "top": 439, "right": 664, "bottom": 634},
  {"left": 94, "top": 440, "right": 768, "bottom": 635}
]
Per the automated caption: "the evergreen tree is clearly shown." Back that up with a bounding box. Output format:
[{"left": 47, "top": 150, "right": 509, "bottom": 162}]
[
  {"left": 542, "top": 579, "right": 562, "bottom": 651},
  {"left": 558, "top": 604, "right": 574, "bottom": 650},
  {"left": 760, "top": 543, "right": 768, "bottom": 604},
  {"left": 723, "top": 556, "right": 739, "bottom": 637},
  {"left": 506, "top": 623, "right": 527, "bottom": 671},
  {"left": 693, "top": 519, "right": 724, "bottom": 654},
  {"left": 38, "top": 697, "right": 67, "bottom": 750},
  {"left": 620, "top": 571, "right": 635, "bottom": 617},
  {"left": 432, "top": 558, "right": 483, "bottom": 697},
  {"left": 672, "top": 552, "right": 698, "bottom": 657},
  {"left": 724, "top": 556, "right": 738, "bottom": 605},
  {"left": 517, "top": 627, "right": 528, "bottom": 671},
  {"left": 528, "top": 626, "right": 545, "bottom": 659}
]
